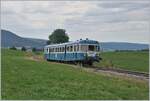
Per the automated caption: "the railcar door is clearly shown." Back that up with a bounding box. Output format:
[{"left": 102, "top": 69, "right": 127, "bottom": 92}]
[
  {"left": 64, "top": 45, "right": 67, "bottom": 61},
  {"left": 75, "top": 44, "right": 78, "bottom": 60},
  {"left": 49, "top": 48, "right": 50, "bottom": 60}
]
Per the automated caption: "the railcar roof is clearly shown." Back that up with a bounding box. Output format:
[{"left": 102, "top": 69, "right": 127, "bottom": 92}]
[{"left": 45, "top": 39, "right": 99, "bottom": 48}]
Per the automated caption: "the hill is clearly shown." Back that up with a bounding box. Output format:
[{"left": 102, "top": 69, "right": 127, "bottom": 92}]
[
  {"left": 1, "top": 49, "right": 149, "bottom": 99},
  {"left": 101, "top": 42, "right": 148, "bottom": 51},
  {"left": 1, "top": 30, "right": 47, "bottom": 48},
  {"left": 1, "top": 29, "right": 149, "bottom": 50}
]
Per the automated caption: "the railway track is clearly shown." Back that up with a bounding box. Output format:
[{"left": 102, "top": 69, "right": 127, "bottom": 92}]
[
  {"left": 43, "top": 59, "right": 149, "bottom": 80},
  {"left": 85, "top": 65, "right": 149, "bottom": 79}
]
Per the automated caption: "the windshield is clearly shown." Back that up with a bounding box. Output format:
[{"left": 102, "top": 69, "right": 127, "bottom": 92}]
[
  {"left": 88, "top": 45, "right": 95, "bottom": 51},
  {"left": 80, "top": 45, "right": 99, "bottom": 52}
]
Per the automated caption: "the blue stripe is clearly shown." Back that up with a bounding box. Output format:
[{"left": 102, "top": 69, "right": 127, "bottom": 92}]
[{"left": 44, "top": 52, "right": 86, "bottom": 61}]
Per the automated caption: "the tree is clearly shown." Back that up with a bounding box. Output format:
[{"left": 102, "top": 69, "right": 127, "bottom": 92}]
[
  {"left": 10, "top": 46, "right": 16, "bottom": 50},
  {"left": 21, "top": 46, "right": 26, "bottom": 51},
  {"left": 47, "top": 29, "right": 69, "bottom": 44}
]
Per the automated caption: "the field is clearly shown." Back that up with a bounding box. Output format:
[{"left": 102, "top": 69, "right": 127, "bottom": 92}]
[
  {"left": 1, "top": 49, "right": 149, "bottom": 100},
  {"left": 95, "top": 51, "right": 149, "bottom": 73}
]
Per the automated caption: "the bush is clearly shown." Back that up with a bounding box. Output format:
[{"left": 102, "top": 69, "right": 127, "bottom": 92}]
[
  {"left": 21, "top": 47, "right": 26, "bottom": 51},
  {"left": 10, "top": 46, "right": 16, "bottom": 50},
  {"left": 32, "top": 48, "right": 36, "bottom": 52}
]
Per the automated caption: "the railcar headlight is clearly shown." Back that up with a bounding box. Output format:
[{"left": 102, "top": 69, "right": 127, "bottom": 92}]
[{"left": 97, "top": 53, "right": 100, "bottom": 56}]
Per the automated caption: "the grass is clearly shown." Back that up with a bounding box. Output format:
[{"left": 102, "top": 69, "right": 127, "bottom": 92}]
[
  {"left": 1, "top": 49, "right": 149, "bottom": 100},
  {"left": 95, "top": 51, "right": 149, "bottom": 73}
]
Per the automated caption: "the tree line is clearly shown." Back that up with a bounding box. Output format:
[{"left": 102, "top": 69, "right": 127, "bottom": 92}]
[
  {"left": 9, "top": 46, "right": 38, "bottom": 52},
  {"left": 9, "top": 29, "right": 70, "bottom": 51}
]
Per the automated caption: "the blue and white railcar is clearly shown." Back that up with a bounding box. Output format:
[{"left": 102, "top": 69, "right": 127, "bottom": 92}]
[{"left": 44, "top": 39, "right": 101, "bottom": 65}]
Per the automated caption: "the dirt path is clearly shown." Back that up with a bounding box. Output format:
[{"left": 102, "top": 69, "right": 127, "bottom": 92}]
[{"left": 25, "top": 54, "right": 44, "bottom": 61}]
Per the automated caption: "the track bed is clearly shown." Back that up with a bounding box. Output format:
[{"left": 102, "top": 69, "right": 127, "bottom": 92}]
[{"left": 84, "top": 65, "right": 149, "bottom": 80}]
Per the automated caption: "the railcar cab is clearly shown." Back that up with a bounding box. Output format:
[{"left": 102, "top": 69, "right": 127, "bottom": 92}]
[{"left": 79, "top": 39, "right": 101, "bottom": 63}]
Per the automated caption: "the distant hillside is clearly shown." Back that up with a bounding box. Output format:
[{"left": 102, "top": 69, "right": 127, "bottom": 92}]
[
  {"left": 1, "top": 29, "right": 149, "bottom": 50},
  {"left": 101, "top": 42, "right": 149, "bottom": 51},
  {"left": 1, "top": 29, "right": 47, "bottom": 49}
]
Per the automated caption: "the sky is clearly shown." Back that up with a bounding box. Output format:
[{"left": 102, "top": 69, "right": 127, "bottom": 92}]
[{"left": 1, "top": 0, "right": 150, "bottom": 44}]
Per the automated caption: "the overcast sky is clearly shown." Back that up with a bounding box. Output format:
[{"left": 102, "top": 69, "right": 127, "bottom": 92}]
[{"left": 1, "top": 1, "right": 150, "bottom": 43}]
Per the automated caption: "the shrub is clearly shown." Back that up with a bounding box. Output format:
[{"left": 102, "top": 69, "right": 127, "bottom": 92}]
[
  {"left": 10, "top": 46, "right": 16, "bottom": 50},
  {"left": 32, "top": 48, "right": 36, "bottom": 52},
  {"left": 21, "top": 47, "right": 26, "bottom": 51}
]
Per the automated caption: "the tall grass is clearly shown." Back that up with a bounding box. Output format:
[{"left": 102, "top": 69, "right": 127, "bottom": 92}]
[
  {"left": 1, "top": 49, "right": 149, "bottom": 100},
  {"left": 95, "top": 51, "right": 149, "bottom": 72}
]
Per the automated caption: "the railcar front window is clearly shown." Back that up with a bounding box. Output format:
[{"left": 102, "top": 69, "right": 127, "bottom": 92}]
[
  {"left": 88, "top": 45, "right": 95, "bottom": 51},
  {"left": 81, "top": 45, "right": 88, "bottom": 52}
]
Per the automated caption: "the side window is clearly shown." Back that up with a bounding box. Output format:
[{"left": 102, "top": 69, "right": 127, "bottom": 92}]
[
  {"left": 54, "top": 48, "right": 56, "bottom": 52},
  {"left": 60, "top": 47, "right": 61, "bottom": 52},
  {"left": 74, "top": 45, "right": 76, "bottom": 52},
  {"left": 62, "top": 47, "right": 63, "bottom": 52},
  {"left": 49, "top": 48, "right": 51, "bottom": 52},
  {"left": 70, "top": 46, "right": 73, "bottom": 52},
  {"left": 67, "top": 46, "right": 69, "bottom": 52},
  {"left": 77, "top": 45, "right": 79, "bottom": 51},
  {"left": 47, "top": 48, "right": 49, "bottom": 53},
  {"left": 57, "top": 48, "right": 58, "bottom": 52},
  {"left": 59, "top": 47, "right": 60, "bottom": 52},
  {"left": 57, "top": 47, "right": 59, "bottom": 52},
  {"left": 62, "top": 47, "right": 65, "bottom": 52}
]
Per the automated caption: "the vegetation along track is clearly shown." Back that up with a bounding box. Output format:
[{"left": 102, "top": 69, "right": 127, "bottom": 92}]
[
  {"left": 85, "top": 65, "right": 149, "bottom": 80},
  {"left": 29, "top": 54, "right": 149, "bottom": 80}
]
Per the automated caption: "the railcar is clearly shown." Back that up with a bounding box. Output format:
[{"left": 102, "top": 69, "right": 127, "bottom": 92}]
[{"left": 44, "top": 39, "right": 101, "bottom": 65}]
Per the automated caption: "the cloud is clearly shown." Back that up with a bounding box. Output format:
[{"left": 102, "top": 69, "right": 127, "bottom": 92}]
[{"left": 1, "top": 1, "right": 150, "bottom": 43}]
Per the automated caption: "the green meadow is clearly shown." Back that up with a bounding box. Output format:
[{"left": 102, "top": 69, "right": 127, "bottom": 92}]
[
  {"left": 1, "top": 49, "right": 149, "bottom": 100},
  {"left": 95, "top": 51, "right": 149, "bottom": 73}
]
